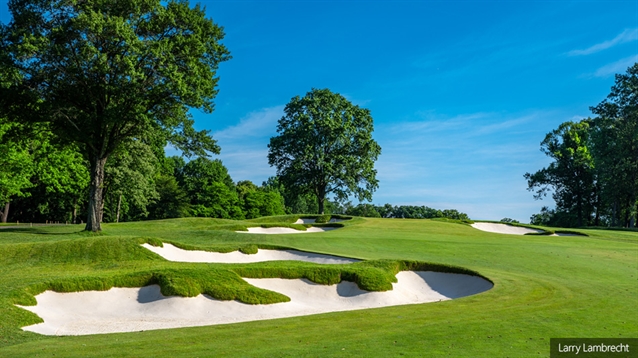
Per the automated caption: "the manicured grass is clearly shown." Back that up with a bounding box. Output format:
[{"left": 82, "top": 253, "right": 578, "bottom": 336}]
[{"left": 0, "top": 217, "right": 636, "bottom": 357}]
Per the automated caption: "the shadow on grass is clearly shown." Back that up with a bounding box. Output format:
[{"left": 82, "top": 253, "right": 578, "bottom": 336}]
[{"left": 0, "top": 227, "right": 88, "bottom": 235}]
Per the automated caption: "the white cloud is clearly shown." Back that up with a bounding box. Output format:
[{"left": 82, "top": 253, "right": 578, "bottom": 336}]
[
  {"left": 213, "top": 105, "right": 284, "bottom": 140},
  {"left": 592, "top": 55, "right": 638, "bottom": 78},
  {"left": 198, "top": 105, "right": 285, "bottom": 184},
  {"left": 569, "top": 28, "right": 638, "bottom": 56}
]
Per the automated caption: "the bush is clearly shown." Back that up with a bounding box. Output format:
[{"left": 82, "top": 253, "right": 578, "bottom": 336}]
[{"left": 314, "top": 215, "right": 331, "bottom": 223}]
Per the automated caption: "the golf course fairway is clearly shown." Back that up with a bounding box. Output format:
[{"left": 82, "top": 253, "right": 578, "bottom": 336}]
[{"left": 0, "top": 216, "right": 636, "bottom": 357}]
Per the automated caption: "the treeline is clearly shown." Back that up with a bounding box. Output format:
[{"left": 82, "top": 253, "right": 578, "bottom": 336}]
[
  {"left": 0, "top": 125, "right": 286, "bottom": 223},
  {"left": 338, "top": 203, "right": 470, "bottom": 220},
  {"left": 525, "top": 64, "right": 638, "bottom": 228},
  {"left": 0, "top": 124, "right": 470, "bottom": 223}
]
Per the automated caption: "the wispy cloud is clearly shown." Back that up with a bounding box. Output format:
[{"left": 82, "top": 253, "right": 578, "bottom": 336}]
[
  {"left": 592, "top": 55, "right": 638, "bottom": 78},
  {"left": 213, "top": 105, "right": 284, "bottom": 140},
  {"left": 211, "top": 106, "right": 285, "bottom": 185},
  {"left": 569, "top": 28, "right": 638, "bottom": 56},
  {"left": 389, "top": 112, "right": 490, "bottom": 134}
]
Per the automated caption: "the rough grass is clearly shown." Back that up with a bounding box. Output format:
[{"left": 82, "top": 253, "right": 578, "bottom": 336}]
[{"left": 0, "top": 216, "right": 636, "bottom": 357}]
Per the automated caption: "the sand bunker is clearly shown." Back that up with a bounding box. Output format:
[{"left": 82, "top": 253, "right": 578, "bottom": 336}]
[
  {"left": 295, "top": 218, "right": 316, "bottom": 224},
  {"left": 141, "top": 243, "right": 359, "bottom": 264},
  {"left": 294, "top": 218, "right": 346, "bottom": 224},
  {"left": 471, "top": 222, "right": 544, "bottom": 235},
  {"left": 237, "top": 226, "right": 337, "bottom": 234},
  {"left": 471, "top": 223, "right": 581, "bottom": 236},
  {"left": 18, "top": 271, "right": 492, "bottom": 336}
]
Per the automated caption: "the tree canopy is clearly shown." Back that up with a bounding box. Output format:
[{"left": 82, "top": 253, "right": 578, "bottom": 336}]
[
  {"left": 0, "top": 0, "right": 229, "bottom": 231},
  {"left": 267, "top": 88, "right": 382, "bottom": 214},
  {"left": 524, "top": 120, "right": 595, "bottom": 227},
  {"left": 526, "top": 63, "right": 638, "bottom": 227}
]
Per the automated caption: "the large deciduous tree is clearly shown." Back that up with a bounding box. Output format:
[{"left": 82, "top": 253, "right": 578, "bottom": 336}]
[
  {"left": 524, "top": 120, "right": 596, "bottom": 227},
  {"left": 0, "top": 0, "right": 229, "bottom": 231},
  {"left": 268, "top": 88, "right": 381, "bottom": 214},
  {"left": 590, "top": 63, "right": 638, "bottom": 227}
]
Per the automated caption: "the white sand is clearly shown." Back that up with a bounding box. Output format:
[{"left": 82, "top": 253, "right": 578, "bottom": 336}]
[
  {"left": 294, "top": 218, "right": 346, "bottom": 224},
  {"left": 294, "top": 218, "right": 316, "bottom": 224},
  {"left": 471, "top": 222, "right": 544, "bottom": 235},
  {"left": 471, "top": 223, "right": 582, "bottom": 236},
  {"left": 236, "top": 226, "right": 337, "bottom": 234},
  {"left": 141, "top": 243, "right": 359, "bottom": 264},
  {"left": 17, "top": 271, "right": 493, "bottom": 336}
]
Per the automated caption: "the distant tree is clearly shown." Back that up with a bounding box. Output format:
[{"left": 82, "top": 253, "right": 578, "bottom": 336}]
[
  {"left": 529, "top": 207, "right": 553, "bottom": 226},
  {"left": 179, "top": 158, "right": 243, "bottom": 219},
  {"left": 375, "top": 203, "right": 395, "bottom": 218},
  {"left": 147, "top": 156, "right": 189, "bottom": 219},
  {"left": 1, "top": 121, "right": 89, "bottom": 223},
  {"left": 590, "top": 63, "right": 638, "bottom": 227},
  {"left": 346, "top": 203, "right": 381, "bottom": 218},
  {"left": 103, "top": 140, "right": 158, "bottom": 223},
  {"left": 262, "top": 176, "right": 319, "bottom": 214},
  {"left": 0, "top": 0, "right": 229, "bottom": 231},
  {"left": 268, "top": 88, "right": 381, "bottom": 214},
  {"left": 0, "top": 120, "right": 34, "bottom": 222},
  {"left": 500, "top": 218, "right": 520, "bottom": 224},
  {"left": 441, "top": 209, "right": 470, "bottom": 221},
  {"left": 237, "top": 181, "right": 285, "bottom": 219},
  {"left": 524, "top": 120, "right": 595, "bottom": 227}
]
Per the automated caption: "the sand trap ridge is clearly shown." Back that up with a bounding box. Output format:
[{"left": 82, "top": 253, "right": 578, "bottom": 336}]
[
  {"left": 471, "top": 222, "right": 582, "bottom": 236},
  {"left": 237, "top": 226, "right": 337, "bottom": 234},
  {"left": 18, "top": 271, "right": 493, "bottom": 336},
  {"left": 141, "top": 243, "right": 359, "bottom": 264},
  {"left": 471, "top": 222, "right": 544, "bottom": 235},
  {"left": 294, "top": 218, "right": 346, "bottom": 224}
]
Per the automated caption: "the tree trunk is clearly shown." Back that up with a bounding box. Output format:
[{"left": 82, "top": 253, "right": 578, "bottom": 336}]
[
  {"left": 116, "top": 194, "right": 122, "bottom": 223},
  {"left": 1, "top": 202, "right": 9, "bottom": 223},
  {"left": 576, "top": 196, "right": 583, "bottom": 227},
  {"left": 316, "top": 187, "right": 325, "bottom": 214},
  {"left": 72, "top": 198, "right": 77, "bottom": 224},
  {"left": 85, "top": 156, "right": 107, "bottom": 232}
]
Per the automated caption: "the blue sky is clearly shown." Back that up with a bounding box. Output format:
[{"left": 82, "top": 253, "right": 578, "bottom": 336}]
[{"left": 1, "top": 1, "right": 637, "bottom": 222}]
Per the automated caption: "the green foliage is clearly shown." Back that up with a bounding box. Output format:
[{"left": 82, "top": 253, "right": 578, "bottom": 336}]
[
  {"left": 1, "top": 121, "right": 89, "bottom": 223},
  {"left": 147, "top": 174, "right": 190, "bottom": 220},
  {"left": 179, "top": 158, "right": 244, "bottom": 219},
  {"left": 590, "top": 63, "right": 638, "bottom": 227},
  {"left": 346, "top": 203, "right": 471, "bottom": 221},
  {"left": 103, "top": 140, "right": 159, "bottom": 222},
  {"left": 268, "top": 88, "right": 382, "bottom": 214},
  {"left": 525, "top": 120, "right": 595, "bottom": 227},
  {"left": 430, "top": 217, "right": 475, "bottom": 225},
  {"left": 527, "top": 64, "right": 638, "bottom": 228},
  {"left": 500, "top": 218, "right": 520, "bottom": 224},
  {"left": 314, "top": 215, "right": 331, "bottom": 223},
  {"left": 0, "top": 0, "right": 230, "bottom": 230},
  {"left": 237, "top": 180, "right": 286, "bottom": 219},
  {"left": 0, "top": 120, "right": 34, "bottom": 205},
  {"left": 346, "top": 203, "right": 381, "bottom": 218}
]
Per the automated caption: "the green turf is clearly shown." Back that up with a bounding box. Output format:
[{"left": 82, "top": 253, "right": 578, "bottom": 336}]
[{"left": 0, "top": 217, "right": 636, "bottom": 357}]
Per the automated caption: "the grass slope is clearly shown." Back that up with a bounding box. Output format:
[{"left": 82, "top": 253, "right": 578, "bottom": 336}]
[{"left": 0, "top": 217, "right": 636, "bottom": 357}]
